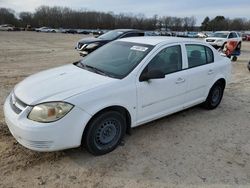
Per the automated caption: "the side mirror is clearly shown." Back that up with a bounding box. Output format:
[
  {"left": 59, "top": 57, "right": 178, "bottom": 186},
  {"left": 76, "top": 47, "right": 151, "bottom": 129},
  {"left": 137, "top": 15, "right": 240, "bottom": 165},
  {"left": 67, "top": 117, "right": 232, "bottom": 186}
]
[{"left": 139, "top": 69, "right": 165, "bottom": 82}]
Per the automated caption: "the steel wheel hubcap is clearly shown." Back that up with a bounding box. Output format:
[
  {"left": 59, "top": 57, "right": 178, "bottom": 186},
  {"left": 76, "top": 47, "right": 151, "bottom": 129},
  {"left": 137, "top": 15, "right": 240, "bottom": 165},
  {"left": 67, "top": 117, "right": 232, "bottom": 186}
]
[
  {"left": 95, "top": 120, "right": 119, "bottom": 145},
  {"left": 211, "top": 87, "right": 221, "bottom": 105}
]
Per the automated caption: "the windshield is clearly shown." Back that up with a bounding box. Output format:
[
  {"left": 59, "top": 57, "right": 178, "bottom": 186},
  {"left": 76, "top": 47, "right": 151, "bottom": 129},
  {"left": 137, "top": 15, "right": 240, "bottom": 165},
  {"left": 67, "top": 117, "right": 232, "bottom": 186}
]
[
  {"left": 79, "top": 41, "right": 153, "bottom": 79},
  {"left": 212, "top": 32, "right": 228, "bottom": 38},
  {"left": 98, "top": 30, "right": 124, "bottom": 40}
]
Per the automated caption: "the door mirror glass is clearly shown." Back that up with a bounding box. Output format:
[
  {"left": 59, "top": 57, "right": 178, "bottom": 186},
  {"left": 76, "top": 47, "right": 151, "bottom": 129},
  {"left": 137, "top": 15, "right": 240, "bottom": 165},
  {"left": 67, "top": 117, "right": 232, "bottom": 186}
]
[{"left": 139, "top": 69, "right": 165, "bottom": 82}]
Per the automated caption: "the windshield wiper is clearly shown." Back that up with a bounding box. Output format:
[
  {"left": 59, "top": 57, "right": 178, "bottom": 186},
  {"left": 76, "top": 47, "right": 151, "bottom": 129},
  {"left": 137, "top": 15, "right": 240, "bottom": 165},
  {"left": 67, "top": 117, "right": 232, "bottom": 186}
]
[
  {"left": 85, "top": 65, "right": 107, "bottom": 75},
  {"left": 76, "top": 61, "right": 117, "bottom": 78},
  {"left": 79, "top": 62, "right": 116, "bottom": 78}
]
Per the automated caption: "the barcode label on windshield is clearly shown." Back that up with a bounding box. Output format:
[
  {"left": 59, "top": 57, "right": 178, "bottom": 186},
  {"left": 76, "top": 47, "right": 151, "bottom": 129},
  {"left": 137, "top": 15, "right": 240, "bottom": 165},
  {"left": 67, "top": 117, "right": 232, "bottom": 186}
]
[{"left": 130, "top": 46, "right": 148, "bottom": 52}]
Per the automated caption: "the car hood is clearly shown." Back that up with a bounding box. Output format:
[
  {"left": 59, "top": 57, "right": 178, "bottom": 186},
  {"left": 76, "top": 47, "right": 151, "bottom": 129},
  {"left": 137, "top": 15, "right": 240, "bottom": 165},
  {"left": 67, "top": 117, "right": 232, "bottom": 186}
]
[
  {"left": 14, "top": 64, "right": 115, "bottom": 105},
  {"left": 78, "top": 37, "right": 110, "bottom": 44}
]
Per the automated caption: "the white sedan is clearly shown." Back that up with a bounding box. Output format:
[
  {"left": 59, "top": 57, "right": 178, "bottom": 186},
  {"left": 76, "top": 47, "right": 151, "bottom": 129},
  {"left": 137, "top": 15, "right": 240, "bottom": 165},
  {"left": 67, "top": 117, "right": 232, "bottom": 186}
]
[
  {"left": 0, "top": 24, "right": 14, "bottom": 31},
  {"left": 4, "top": 37, "right": 231, "bottom": 155},
  {"left": 205, "top": 31, "right": 242, "bottom": 49}
]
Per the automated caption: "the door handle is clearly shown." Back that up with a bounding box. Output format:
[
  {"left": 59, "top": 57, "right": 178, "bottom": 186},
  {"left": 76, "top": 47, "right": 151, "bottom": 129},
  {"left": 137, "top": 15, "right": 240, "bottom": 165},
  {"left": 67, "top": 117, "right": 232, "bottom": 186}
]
[
  {"left": 208, "top": 69, "right": 214, "bottom": 75},
  {"left": 175, "top": 77, "right": 185, "bottom": 84}
]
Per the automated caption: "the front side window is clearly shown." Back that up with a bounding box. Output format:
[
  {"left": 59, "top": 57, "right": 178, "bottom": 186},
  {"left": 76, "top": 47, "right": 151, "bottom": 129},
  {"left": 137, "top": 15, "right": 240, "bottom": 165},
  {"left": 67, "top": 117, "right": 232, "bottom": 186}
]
[
  {"left": 145, "top": 45, "right": 182, "bottom": 75},
  {"left": 79, "top": 41, "right": 153, "bottom": 79},
  {"left": 186, "top": 44, "right": 214, "bottom": 68}
]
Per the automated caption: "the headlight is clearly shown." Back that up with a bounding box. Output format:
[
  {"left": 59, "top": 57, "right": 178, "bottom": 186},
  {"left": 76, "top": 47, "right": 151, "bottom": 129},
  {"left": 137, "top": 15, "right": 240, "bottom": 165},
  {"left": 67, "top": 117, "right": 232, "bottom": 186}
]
[
  {"left": 28, "top": 102, "right": 73, "bottom": 123},
  {"left": 86, "top": 43, "right": 99, "bottom": 49},
  {"left": 217, "top": 39, "right": 223, "bottom": 42}
]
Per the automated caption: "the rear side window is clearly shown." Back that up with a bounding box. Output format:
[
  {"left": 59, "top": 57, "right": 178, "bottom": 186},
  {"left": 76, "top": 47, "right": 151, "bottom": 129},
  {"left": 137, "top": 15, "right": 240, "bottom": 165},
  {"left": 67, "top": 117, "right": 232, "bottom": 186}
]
[
  {"left": 186, "top": 44, "right": 214, "bottom": 68},
  {"left": 206, "top": 46, "right": 214, "bottom": 63}
]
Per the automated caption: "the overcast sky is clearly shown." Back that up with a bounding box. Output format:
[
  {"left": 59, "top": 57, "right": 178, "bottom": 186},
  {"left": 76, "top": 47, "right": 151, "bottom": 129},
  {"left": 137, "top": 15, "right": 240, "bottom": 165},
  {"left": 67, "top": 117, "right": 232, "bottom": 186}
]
[{"left": 1, "top": 0, "right": 250, "bottom": 25}]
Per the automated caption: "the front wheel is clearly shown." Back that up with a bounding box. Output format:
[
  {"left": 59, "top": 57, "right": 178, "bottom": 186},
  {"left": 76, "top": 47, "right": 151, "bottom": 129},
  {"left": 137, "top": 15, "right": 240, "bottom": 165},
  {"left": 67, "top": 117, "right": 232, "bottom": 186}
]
[
  {"left": 236, "top": 42, "right": 241, "bottom": 50},
  {"left": 203, "top": 83, "right": 224, "bottom": 110},
  {"left": 83, "top": 111, "right": 126, "bottom": 155},
  {"left": 232, "top": 56, "right": 237, "bottom": 62}
]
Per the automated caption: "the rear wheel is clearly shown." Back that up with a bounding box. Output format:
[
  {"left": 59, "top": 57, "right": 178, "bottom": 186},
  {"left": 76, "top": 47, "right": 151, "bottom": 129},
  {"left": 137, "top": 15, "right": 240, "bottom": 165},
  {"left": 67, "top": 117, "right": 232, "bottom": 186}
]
[
  {"left": 203, "top": 82, "right": 224, "bottom": 110},
  {"left": 83, "top": 111, "right": 126, "bottom": 155}
]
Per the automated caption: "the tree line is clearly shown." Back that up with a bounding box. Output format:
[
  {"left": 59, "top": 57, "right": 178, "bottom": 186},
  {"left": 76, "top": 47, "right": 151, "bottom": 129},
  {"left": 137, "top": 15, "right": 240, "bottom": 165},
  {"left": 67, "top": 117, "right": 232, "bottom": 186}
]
[
  {"left": 201, "top": 16, "right": 250, "bottom": 31},
  {"left": 1, "top": 6, "right": 250, "bottom": 31}
]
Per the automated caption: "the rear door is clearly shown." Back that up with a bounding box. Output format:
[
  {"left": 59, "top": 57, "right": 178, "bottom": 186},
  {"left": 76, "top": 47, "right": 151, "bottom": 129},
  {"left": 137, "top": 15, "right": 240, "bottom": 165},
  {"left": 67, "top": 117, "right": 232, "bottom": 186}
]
[{"left": 183, "top": 43, "right": 216, "bottom": 107}]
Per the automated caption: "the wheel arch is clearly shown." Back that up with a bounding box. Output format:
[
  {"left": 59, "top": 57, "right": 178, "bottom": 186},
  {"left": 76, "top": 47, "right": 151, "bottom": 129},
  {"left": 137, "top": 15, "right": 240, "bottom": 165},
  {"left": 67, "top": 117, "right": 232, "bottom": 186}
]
[
  {"left": 214, "top": 78, "right": 226, "bottom": 89},
  {"left": 81, "top": 105, "right": 132, "bottom": 144},
  {"left": 206, "top": 77, "right": 226, "bottom": 99}
]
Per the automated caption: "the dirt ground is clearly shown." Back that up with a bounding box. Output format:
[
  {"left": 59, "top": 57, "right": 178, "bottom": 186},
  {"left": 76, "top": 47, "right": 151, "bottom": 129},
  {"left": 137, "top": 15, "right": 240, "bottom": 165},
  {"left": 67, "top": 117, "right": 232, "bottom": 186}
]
[{"left": 0, "top": 31, "right": 250, "bottom": 188}]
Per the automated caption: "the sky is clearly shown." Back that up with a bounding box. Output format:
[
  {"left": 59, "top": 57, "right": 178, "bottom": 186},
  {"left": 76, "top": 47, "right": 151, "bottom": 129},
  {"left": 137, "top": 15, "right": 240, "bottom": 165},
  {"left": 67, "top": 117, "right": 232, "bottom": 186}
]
[{"left": 1, "top": 0, "right": 250, "bottom": 25}]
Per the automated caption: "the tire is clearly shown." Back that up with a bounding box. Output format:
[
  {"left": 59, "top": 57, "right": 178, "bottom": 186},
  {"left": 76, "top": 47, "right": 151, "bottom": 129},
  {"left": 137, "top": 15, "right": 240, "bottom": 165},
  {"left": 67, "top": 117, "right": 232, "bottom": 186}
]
[
  {"left": 232, "top": 56, "right": 237, "bottom": 62},
  {"left": 83, "top": 111, "right": 126, "bottom": 155},
  {"left": 203, "top": 82, "right": 224, "bottom": 110},
  {"left": 236, "top": 42, "right": 241, "bottom": 50}
]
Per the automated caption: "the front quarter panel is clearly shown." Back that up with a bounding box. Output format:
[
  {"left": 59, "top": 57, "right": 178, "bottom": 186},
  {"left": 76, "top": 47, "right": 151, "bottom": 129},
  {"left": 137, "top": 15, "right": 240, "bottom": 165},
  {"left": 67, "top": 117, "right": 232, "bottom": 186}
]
[{"left": 65, "top": 76, "right": 137, "bottom": 127}]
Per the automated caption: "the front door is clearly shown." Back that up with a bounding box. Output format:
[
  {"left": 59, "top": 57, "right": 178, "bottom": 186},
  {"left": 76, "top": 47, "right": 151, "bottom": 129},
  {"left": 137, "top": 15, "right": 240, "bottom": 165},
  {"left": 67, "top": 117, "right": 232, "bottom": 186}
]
[{"left": 136, "top": 44, "right": 188, "bottom": 125}]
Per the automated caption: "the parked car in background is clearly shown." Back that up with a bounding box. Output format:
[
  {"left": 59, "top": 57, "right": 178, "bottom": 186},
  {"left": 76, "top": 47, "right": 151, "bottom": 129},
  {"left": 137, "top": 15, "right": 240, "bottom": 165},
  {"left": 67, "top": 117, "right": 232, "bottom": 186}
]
[
  {"left": 92, "top": 30, "right": 104, "bottom": 36},
  {"left": 35, "top": 27, "right": 50, "bottom": 32},
  {"left": 64, "top": 29, "right": 77, "bottom": 34},
  {"left": 197, "top": 32, "right": 207, "bottom": 38},
  {"left": 4, "top": 37, "right": 231, "bottom": 155},
  {"left": 242, "top": 33, "right": 250, "bottom": 41},
  {"left": 0, "top": 24, "right": 14, "bottom": 31},
  {"left": 77, "top": 29, "right": 90, "bottom": 34},
  {"left": 187, "top": 32, "right": 198, "bottom": 38},
  {"left": 205, "top": 31, "right": 242, "bottom": 49},
  {"left": 25, "top": 25, "right": 35, "bottom": 31},
  {"left": 205, "top": 32, "right": 214, "bottom": 37},
  {"left": 36, "top": 27, "right": 58, "bottom": 32},
  {"left": 145, "top": 31, "right": 159, "bottom": 36},
  {"left": 76, "top": 29, "right": 145, "bottom": 56}
]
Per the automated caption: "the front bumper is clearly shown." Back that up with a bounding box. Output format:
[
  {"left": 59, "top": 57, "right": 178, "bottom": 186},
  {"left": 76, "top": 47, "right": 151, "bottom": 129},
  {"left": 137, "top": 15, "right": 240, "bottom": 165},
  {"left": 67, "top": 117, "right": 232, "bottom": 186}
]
[
  {"left": 79, "top": 51, "right": 89, "bottom": 56},
  {"left": 3, "top": 94, "right": 91, "bottom": 152}
]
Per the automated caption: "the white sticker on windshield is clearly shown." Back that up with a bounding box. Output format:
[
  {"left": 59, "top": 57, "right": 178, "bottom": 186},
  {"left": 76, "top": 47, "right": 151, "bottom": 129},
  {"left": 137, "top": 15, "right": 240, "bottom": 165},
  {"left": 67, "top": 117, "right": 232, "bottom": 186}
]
[{"left": 130, "top": 46, "right": 148, "bottom": 52}]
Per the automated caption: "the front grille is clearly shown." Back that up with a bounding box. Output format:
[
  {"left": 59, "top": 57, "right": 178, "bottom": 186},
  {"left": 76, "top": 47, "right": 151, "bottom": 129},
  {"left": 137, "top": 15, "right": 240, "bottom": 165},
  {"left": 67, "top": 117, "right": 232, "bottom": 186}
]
[
  {"left": 10, "top": 93, "right": 27, "bottom": 114},
  {"left": 206, "top": 39, "right": 215, "bottom": 42}
]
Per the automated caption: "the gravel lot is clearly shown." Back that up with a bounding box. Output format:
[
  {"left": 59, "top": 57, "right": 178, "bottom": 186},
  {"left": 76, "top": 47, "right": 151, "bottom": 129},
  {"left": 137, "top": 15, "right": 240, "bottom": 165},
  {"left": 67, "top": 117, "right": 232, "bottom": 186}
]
[{"left": 0, "top": 31, "right": 250, "bottom": 188}]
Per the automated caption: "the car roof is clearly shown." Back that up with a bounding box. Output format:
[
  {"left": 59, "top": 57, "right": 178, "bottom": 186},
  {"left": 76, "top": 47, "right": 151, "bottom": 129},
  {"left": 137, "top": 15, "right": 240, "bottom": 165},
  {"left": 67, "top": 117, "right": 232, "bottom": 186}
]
[
  {"left": 113, "top": 29, "right": 143, "bottom": 33},
  {"left": 118, "top": 36, "right": 201, "bottom": 46}
]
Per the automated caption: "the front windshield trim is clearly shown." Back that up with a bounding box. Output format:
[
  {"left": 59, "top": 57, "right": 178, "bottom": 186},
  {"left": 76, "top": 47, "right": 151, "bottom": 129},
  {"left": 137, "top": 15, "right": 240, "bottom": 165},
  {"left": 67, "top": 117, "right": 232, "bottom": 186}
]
[{"left": 79, "top": 41, "right": 154, "bottom": 79}]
